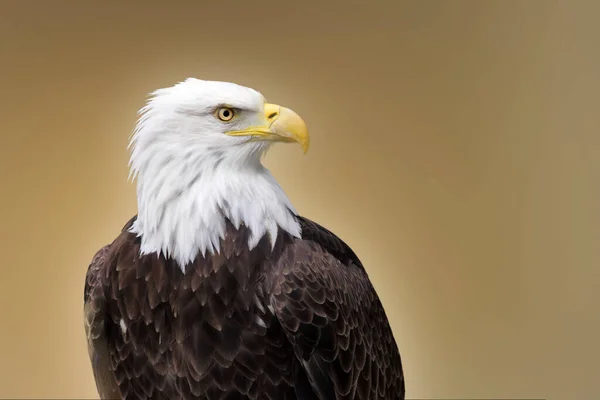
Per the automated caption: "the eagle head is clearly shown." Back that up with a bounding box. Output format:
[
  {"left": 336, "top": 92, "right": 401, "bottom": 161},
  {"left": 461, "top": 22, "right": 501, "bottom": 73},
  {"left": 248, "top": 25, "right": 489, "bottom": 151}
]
[{"left": 127, "top": 79, "right": 309, "bottom": 271}]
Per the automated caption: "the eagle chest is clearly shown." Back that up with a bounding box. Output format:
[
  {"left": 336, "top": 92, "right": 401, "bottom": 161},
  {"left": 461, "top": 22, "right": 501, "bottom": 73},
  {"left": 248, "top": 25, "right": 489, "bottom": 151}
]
[{"left": 107, "top": 251, "right": 295, "bottom": 398}]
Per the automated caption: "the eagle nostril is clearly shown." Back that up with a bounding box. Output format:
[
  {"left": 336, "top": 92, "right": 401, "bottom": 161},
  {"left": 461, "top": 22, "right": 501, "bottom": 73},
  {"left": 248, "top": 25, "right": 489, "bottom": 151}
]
[{"left": 267, "top": 112, "right": 278, "bottom": 120}]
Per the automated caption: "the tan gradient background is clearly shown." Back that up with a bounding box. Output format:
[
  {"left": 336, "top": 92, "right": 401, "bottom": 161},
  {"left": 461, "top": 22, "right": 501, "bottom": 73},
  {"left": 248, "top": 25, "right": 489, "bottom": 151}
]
[{"left": 0, "top": 1, "right": 599, "bottom": 399}]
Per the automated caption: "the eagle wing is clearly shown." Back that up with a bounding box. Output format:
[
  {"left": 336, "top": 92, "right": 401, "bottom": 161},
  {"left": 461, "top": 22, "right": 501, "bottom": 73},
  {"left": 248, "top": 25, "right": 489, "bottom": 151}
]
[
  {"left": 84, "top": 217, "right": 174, "bottom": 400},
  {"left": 84, "top": 243, "right": 121, "bottom": 400},
  {"left": 270, "top": 216, "right": 406, "bottom": 399}
]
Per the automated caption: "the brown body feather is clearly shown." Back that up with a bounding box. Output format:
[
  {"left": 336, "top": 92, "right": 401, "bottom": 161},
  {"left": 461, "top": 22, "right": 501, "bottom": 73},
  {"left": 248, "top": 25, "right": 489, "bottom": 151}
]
[{"left": 84, "top": 216, "right": 405, "bottom": 399}]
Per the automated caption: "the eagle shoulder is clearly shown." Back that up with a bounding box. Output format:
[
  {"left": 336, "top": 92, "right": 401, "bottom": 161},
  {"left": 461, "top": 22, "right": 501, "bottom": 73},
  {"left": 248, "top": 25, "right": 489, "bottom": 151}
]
[{"left": 295, "top": 216, "right": 363, "bottom": 270}]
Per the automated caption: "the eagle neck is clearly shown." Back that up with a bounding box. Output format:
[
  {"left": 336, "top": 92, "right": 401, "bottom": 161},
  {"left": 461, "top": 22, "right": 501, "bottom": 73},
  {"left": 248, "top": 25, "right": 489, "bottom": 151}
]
[{"left": 130, "top": 160, "right": 301, "bottom": 272}]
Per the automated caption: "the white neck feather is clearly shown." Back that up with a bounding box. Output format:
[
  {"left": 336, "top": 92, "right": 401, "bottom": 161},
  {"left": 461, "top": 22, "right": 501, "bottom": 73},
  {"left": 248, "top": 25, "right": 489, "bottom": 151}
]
[{"left": 129, "top": 153, "right": 301, "bottom": 271}]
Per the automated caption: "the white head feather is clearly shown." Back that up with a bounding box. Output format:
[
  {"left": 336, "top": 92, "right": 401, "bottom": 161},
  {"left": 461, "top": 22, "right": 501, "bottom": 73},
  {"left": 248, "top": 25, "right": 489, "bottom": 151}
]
[{"left": 127, "top": 79, "right": 302, "bottom": 271}]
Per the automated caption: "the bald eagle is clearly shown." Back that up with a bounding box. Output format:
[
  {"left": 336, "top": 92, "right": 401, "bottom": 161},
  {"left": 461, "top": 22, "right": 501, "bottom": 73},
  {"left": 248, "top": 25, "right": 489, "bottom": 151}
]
[{"left": 84, "top": 79, "right": 405, "bottom": 399}]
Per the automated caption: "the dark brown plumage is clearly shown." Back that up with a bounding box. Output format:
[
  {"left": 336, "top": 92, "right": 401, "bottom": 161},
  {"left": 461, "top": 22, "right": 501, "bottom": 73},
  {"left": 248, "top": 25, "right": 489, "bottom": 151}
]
[{"left": 84, "top": 215, "right": 405, "bottom": 399}]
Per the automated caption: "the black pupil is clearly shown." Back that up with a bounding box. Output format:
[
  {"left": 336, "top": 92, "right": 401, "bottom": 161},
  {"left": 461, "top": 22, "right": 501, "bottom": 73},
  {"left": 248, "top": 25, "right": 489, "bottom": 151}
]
[{"left": 222, "top": 109, "right": 230, "bottom": 118}]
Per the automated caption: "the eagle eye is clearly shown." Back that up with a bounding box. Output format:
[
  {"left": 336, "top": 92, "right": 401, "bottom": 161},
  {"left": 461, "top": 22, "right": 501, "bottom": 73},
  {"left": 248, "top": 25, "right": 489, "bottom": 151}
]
[{"left": 216, "top": 107, "right": 236, "bottom": 122}]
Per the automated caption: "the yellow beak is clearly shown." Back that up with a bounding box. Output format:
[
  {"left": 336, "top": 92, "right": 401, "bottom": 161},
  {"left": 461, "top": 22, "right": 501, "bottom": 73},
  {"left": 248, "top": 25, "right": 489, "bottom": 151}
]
[{"left": 225, "top": 103, "right": 310, "bottom": 153}]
